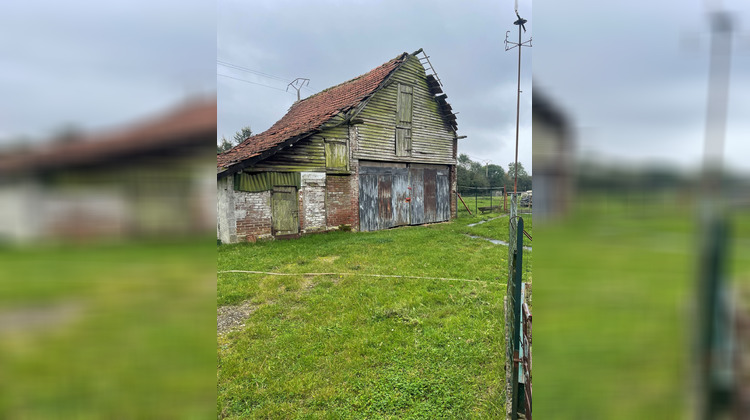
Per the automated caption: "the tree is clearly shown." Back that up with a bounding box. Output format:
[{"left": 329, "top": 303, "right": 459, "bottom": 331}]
[
  {"left": 487, "top": 164, "right": 506, "bottom": 189},
  {"left": 233, "top": 126, "right": 253, "bottom": 144},
  {"left": 506, "top": 162, "right": 532, "bottom": 192},
  {"left": 217, "top": 126, "right": 253, "bottom": 154},
  {"left": 457, "top": 154, "right": 472, "bottom": 170},
  {"left": 217, "top": 136, "right": 234, "bottom": 154}
]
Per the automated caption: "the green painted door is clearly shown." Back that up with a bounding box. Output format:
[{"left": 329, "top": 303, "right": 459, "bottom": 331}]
[{"left": 272, "top": 187, "right": 299, "bottom": 236}]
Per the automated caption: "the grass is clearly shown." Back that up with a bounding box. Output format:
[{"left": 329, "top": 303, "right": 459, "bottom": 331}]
[
  {"left": 535, "top": 193, "right": 750, "bottom": 419},
  {"left": 0, "top": 239, "right": 216, "bottom": 418},
  {"left": 217, "top": 212, "right": 531, "bottom": 418}
]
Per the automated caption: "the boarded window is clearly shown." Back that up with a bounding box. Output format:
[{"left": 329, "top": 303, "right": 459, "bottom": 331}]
[
  {"left": 325, "top": 140, "right": 348, "bottom": 172},
  {"left": 395, "top": 84, "right": 413, "bottom": 157}
]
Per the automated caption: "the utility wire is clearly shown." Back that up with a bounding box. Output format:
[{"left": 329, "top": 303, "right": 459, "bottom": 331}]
[
  {"left": 217, "top": 73, "right": 294, "bottom": 94},
  {"left": 217, "top": 59, "right": 317, "bottom": 93}
]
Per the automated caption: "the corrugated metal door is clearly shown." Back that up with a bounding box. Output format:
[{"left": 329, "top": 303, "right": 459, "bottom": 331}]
[
  {"left": 392, "top": 168, "right": 410, "bottom": 226},
  {"left": 271, "top": 187, "right": 299, "bottom": 235},
  {"left": 358, "top": 174, "right": 378, "bottom": 232},
  {"left": 423, "top": 169, "right": 437, "bottom": 223},
  {"left": 436, "top": 170, "right": 450, "bottom": 222},
  {"left": 409, "top": 168, "right": 424, "bottom": 225},
  {"left": 377, "top": 175, "right": 394, "bottom": 230}
]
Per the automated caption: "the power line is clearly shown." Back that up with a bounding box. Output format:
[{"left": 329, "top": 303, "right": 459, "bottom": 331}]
[
  {"left": 217, "top": 60, "right": 289, "bottom": 82},
  {"left": 217, "top": 73, "right": 293, "bottom": 94},
  {"left": 217, "top": 59, "right": 317, "bottom": 93}
]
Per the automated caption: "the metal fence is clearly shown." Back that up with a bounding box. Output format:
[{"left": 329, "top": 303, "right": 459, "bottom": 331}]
[{"left": 506, "top": 194, "right": 531, "bottom": 419}]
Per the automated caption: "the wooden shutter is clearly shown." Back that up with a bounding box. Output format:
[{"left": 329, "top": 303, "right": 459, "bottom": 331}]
[
  {"left": 395, "top": 128, "right": 411, "bottom": 157},
  {"left": 397, "top": 84, "right": 413, "bottom": 125},
  {"left": 324, "top": 139, "right": 348, "bottom": 172},
  {"left": 395, "top": 84, "right": 413, "bottom": 157}
]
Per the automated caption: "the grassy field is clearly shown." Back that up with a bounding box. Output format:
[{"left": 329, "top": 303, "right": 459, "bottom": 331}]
[
  {"left": 535, "top": 193, "right": 750, "bottom": 418},
  {"left": 0, "top": 239, "right": 216, "bottom": 418},
  {"left": 217, "top": 211, "right": 532, "bottom": 418}
]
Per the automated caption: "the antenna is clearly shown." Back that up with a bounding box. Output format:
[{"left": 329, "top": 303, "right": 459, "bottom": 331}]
[
  {"left": 286, "top": 78, "right": 310, "bottom": 101},
  {"left": 505, "top": 2, "right": 532, "bottom": 195}
]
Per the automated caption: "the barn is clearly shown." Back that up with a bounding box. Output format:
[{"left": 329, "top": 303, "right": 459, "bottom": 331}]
[{"left": 217, "top": 49, "right": 460, "bottom": 243}]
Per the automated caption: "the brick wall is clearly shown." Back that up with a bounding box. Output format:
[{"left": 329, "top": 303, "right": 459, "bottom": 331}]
[
  {"left": 326, "top": 174, "right": 357, "bottom": 229},
  {"left": 234, "top": 190, "right": 272, "bottom": 241}
]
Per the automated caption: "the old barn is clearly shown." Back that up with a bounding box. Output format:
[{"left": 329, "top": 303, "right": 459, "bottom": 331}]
[{"left": 217, "top": 50, "right": 460, "bottom": 242}]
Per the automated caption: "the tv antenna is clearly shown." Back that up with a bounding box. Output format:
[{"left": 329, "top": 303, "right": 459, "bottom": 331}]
[
  {"left": 286, "top": 78, "right": 310, "bottom": 101},
  {"left": 505, "top": 0, "right": 532, "bottom": 195}
]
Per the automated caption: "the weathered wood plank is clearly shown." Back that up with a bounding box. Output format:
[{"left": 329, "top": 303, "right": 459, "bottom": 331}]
[
  {"left": 377, "top": 175, "right": 393, "bottom": 230},
  {"left": 423, "top": 168, "right": 437, "bottom": 223},
  {"left": 409, "top": 168, "right": 424, "bottom": 225},
  {"left": 358, "top": 174, "right": 378, "bottom": 232}
]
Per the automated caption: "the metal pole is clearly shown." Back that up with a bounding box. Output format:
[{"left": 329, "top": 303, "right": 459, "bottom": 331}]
[{"left": 514, "top": 22, "right": 522, "bottom": 195}]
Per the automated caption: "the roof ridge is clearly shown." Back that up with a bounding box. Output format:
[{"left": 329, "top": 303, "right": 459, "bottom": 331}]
[{"left": 295, "top": 52, "right": 409, "bottom": 104}]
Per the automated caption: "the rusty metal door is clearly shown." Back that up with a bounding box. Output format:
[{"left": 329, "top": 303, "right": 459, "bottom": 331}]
[
  {"left": 271, "top": 187, "right": 299, "bottom": 236},
  {"left": 409, "top": 168, "right": 424, "bottom": 225}
]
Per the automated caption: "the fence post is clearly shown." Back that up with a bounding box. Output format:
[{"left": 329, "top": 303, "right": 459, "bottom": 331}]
[{"left": 475, "top": 188, "right": 478, "bottom": 216}]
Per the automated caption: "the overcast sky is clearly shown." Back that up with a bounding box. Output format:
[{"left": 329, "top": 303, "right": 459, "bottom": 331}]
[
  {"left": 0, "top": 1, "right": 215, "bottom": 144},
  {"left": 534, "top": 0, "right": 750, "bottom": 174},
  {"left": 218, "top": 0, "right": 533, "bottom": 173}
]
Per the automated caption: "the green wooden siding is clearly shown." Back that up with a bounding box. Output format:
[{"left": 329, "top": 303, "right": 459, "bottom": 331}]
[
  {"left": 253, "top": 125, "right": 349, "bottom": 172},
  {"left": 355, "top": 55, "right": 456, "bottom": 164},
  {"left": 325, "top": 140, "right": 348, "bottom": 171},
  {"left": 234, "top": 171, "right": 301, "bottom": 192},
  {"left": 395, "top": 127, "right": 411, "bottom": 157}
]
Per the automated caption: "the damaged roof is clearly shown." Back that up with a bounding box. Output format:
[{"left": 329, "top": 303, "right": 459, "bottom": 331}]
[{"left": 218, "top": 50, "right": 457, "bottom": 175}]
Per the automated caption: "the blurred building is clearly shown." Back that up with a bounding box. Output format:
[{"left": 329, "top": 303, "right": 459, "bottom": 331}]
[
  {"left": 532, "top": 90, "right": 574, "bottom": 221},
  {"left": 0, "top": 98, "right": 216, "bottom": 242}
]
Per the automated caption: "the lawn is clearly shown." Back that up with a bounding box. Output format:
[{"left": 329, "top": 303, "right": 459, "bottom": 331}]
[
  {"left": 0, "top": 239, "right": 216, "bottom": 419},
  {"left": 217, "top": 211, "right": 532, "bottom": 418},
  {"left": 534, "top": 192, "right": 750, "bottom": 419}
]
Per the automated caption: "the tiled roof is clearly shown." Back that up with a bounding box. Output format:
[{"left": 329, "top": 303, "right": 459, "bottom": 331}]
[
  {"left": 0, "top": 97, "right": 216, "bottom": 174},
  {"left": 217, "top": 52, "right": 409, "bottom": 172}
]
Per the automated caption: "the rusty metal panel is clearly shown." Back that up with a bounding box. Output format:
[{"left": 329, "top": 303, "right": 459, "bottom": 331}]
[
  {"left": 423, "top": 169, "right": 437, "bottom": 223},
  {"left": 377, "top": 175, "right": 393, "bottom": 230},
  {"left": 409, "top": 168, "right": 424, "bottom": 225},
  {"left": 392, "top": 168, "right": 410, "bottom": 226},
  {"left": 271, "top": 187, "right": 298, "bottom": 236},
  {"left": 358, "top": 173, "right": 378, "bottom": 232},
  {"left": 436, "top": 172, "right": 450, "bottom": 221}
]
